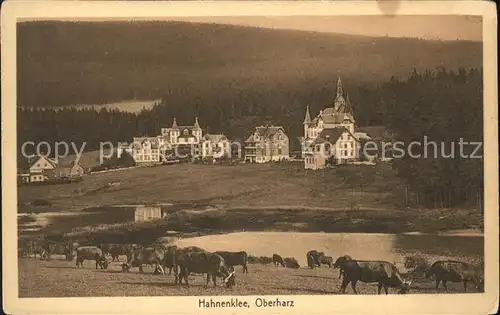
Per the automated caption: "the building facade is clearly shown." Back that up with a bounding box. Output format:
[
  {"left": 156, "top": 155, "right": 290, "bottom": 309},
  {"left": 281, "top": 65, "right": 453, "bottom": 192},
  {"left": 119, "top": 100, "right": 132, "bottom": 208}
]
[
  {"left": 202, "top": 133, "right": 230, "bottom": 159},
  {"left": 244, "top": 125, "right": 290, "bottom": 163},
  {"left": 303, "top": 77, "right": 363, "bottom": 170},
  {"left": 120, "top": 117, "right": 204, "bottom": 164}
]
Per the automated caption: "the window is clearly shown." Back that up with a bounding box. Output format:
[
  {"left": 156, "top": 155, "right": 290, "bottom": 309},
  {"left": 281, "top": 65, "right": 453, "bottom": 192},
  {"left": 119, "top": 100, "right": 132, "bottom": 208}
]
[
  {"left": 183, "top": 129, "right": 189, "bottom": 136},
  {"left": 278, "top": 149, "right": 282, "bottom": 155}
]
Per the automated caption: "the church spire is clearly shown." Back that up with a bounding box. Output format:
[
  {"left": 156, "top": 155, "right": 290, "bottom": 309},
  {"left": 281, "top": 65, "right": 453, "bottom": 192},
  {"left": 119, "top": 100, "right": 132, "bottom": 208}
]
[
  {"left": 172, "top": 117, "right": 178, "bottom": 129},
  {"left": 303, "top": 105, "right": 311, "bottom": 124},
  {"left": 194, "top": 116, "right": 201, "bottom": 129},
  {"left": 336, "top": 77, "right": 344, "bottom": 97}
]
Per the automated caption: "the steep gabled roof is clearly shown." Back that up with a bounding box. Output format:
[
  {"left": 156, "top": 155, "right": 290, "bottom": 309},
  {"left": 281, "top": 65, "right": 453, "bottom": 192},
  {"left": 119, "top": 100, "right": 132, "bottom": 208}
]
[
  {"left": 312, "top": 126, "right": 359, "bottom": 145},
  {"left": 255, "top": 126, "right": 285, "bottom": 139},
  {"left": 28, "top": 155, "right": 58, "bottom": 169},
  {"left": 312, "top": 127, "right": 347, "bottom": 145},
  {"left": 132, "top": 137, "right": 160, "bottom": 149}
]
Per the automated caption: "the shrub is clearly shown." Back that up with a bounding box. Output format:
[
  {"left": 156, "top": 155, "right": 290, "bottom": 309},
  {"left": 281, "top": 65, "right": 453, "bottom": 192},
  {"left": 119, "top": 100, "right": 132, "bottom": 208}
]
[{"left": 31, "top": 199, "right": 51, "bottom": 207}]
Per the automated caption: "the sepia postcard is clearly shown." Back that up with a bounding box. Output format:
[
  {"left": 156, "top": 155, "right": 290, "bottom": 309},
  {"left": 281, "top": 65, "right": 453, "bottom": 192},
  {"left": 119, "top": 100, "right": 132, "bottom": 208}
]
[{"left": 2, "top": 1, "right": 499, "bottom": 314}]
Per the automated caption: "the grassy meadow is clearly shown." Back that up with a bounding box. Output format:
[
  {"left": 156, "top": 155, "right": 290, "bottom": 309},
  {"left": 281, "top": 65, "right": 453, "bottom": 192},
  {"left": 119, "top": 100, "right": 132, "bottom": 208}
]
[
  {"left": 18, "top": 255, "right": 483, "bottom": 298},
  {"left": 18, "top": 162, "right": 412, "bottom": 213}
]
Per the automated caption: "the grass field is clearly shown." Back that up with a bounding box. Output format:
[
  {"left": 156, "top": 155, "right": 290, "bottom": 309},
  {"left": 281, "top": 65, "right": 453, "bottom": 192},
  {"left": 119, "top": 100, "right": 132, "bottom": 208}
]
[
  {"left": 18, "top": 163, "right": 405, "bottom": 213},
  {"left": 18, "top": 256, "right": 482, "bottom": 298}
]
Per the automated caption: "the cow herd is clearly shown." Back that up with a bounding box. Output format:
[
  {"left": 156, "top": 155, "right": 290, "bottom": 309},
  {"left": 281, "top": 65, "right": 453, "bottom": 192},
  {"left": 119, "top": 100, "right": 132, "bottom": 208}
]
[{"left": 18, "top": 239, "right": 484, "bottom": 294}]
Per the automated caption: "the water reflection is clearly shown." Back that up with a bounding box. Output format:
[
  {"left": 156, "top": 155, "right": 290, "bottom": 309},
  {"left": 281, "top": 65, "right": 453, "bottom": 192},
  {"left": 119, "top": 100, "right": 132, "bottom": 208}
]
[
  {"left": 174, "top": 232, "right": 483, "bottom": 268},
  {"left": 134, "top": 206, "right": 167, "bottom": 222}
]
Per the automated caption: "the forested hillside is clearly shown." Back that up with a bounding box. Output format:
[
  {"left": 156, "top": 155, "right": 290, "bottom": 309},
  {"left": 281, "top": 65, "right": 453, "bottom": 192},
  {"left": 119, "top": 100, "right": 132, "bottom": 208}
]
[{"left": 18, "top": 21, "right": 481, "bottom": 121}]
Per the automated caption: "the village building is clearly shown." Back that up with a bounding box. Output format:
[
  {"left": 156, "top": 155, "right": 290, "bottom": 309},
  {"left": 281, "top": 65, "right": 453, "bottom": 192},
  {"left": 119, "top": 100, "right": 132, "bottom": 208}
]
[
  {"left": 160, "top": 117, "right": 203, "bottom": 146},
  {"left": 202, "top": 133, "right": 230, "bottom": 159},
  {"left": 244, "top": 125, "right": 290, "bottom": 163},
  {"left": 303, "top": 77, "right": 368, "bottom": 170},
  {"left": 18, "top": 155, "right": 84, "bottom": 183},
  {"left": 120, "top": 117, "right": 204, "bottom": 164}
]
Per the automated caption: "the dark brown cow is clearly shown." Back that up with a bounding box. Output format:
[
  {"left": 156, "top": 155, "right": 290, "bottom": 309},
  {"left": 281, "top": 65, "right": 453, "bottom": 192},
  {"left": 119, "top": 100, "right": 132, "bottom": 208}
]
[
  {"left": 164, "top": 246, "right": 206, "bottom": 276},
  {"left": 426, "top": 260, "right": 484, "bottom": 292},
  {"left": 214, "top": 251, "right": 248, "bottom": 273},
  {"left": 306, "top": 250, "right": 324, "bottom": 269},
  {"left": 272, "top": 254, "right": 286, "bottom": 267},
  {"left": 283, "top": 257, "right": 300, "bottom": 269},
  {"left": 335, "top": 259, "right": 411, "bottom": 294},
  {"left": 175, "top": 251, "right": 235, "bottom": 288},
  {"left": 76, "top": 246, "right": 109, "bottom": 269}
]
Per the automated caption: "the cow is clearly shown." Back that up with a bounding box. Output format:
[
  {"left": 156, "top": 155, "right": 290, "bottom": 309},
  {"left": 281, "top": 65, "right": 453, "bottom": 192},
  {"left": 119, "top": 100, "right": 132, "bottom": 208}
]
[
  {"left": 333, "top": 255, "right": 353, "bottom": 279},
  {"left": 214, "top": 251, "right": 249, "bottom": 273},
  {"left": 273, "top": 254, "right": 286, "bottom": 267},
  {"left": 29, "top": 239, "right": 57, "bottom": 260},
  {"left": 426, "top": 260, "right": 484, "bottom": 292},
  {"left": 121, "top": 245, "right": 167, "bottom": 274},
  {"left": 163, "top": 245, "right": 207, "bottom": 276},
  {"left": 319, "top": 255, "right": 334, "bottom": 268},
  {"left": 175, "top": 251, "right": 235, "bottom": 288},
  {"left": 306, "top": 250, "right": 324, "bottom": 269},
  {"left": 334, "top": 259, "right": 411, "bottom": 294},
  {"left": 100, "top": 244, "right": 141, "bottom": 262},
  {"left": 75, "top": 246, "right": 109, "bottom": 269},
  {"left": 283, "top": 257, "right": 300, "bottom": 269}
]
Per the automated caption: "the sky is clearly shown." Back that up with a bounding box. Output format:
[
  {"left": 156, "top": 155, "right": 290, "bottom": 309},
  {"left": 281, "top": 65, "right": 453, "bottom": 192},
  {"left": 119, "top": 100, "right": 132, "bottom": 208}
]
[{"left": 167, "top": 15, "right": 482, "bottom": 41}]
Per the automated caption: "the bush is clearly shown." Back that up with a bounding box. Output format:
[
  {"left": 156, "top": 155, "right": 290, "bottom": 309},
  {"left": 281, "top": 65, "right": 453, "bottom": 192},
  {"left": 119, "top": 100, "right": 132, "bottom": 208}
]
[
  {"left": 31, "top": 199, "right": 51, "bottom": 206},
  {"left": 118, "top": 151, "right": 136, "bottom": 167}
]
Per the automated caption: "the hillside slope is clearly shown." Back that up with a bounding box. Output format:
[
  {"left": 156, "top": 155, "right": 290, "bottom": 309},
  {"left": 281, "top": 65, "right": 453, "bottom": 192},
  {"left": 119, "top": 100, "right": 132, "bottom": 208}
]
[{"left": 18, "top": 21, "right": 482, "bottom": 108}]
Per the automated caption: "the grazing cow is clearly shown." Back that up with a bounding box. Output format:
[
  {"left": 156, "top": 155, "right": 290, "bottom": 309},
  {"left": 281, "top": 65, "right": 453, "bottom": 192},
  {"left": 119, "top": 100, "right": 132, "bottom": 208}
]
[
  {"left": 335, "top": 259, "right": 411, "bottom": 294},
  {"left": 306, "top": 250, "right": 324, "bottom": 269},
  {"left": 30, "top": 239, "right": 57, "bottom": 260},
  {"left": 426, "top": 260, "right": 484, "bottom": 292},
  {"left": 175, "top": 251, "right": 235, "bottom": 288},
  {"left": 319, "top": 256, "right": 334, "bottom": 268},
  {"left": 272, "top": 254, "right": 285, "bottom": 267},
  {"left": 283, "top": 257, "right": 300, "bottom": 269},
  {"left": 214, "top": 251, "right": 249, "bottom": 273},
  {"left": 121, "top": 245, "right": 167, "bottom": 274},
  {"left": 100, "top": 244, "right": 141, "bottom": 262},
  {"left": 76, "top": 246, "right": 109, "bottom": 269},
  {"left": 333, "top": 255, "right": 353, "bottom": 278},
  {"left": 164, "top": 245, "right": 206, "bottom": 276}
]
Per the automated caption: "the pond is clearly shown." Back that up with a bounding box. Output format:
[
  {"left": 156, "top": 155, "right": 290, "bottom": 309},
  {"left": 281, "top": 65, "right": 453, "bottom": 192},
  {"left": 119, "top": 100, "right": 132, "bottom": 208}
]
[
  {"left": 173, "top": 231, "right": 483, "bottom": 269},
  {"left": 17, "top": 205, "right": 171, "bottom": 234}
]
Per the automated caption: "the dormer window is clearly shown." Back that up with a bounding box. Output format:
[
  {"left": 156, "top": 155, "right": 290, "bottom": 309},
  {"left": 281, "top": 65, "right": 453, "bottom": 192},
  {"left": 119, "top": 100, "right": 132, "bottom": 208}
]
[{"left": 183, "top": 129, "right": 189, "bottom": 136}]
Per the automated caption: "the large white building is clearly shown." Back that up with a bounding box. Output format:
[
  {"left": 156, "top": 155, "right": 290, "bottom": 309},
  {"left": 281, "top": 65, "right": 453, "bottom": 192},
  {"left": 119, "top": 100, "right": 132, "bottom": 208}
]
[
  {"left": 303, "top": 78, "right": 368, "bottom": 170},
  {"left": 120, "top": 117, "right": 232, "bottom": 163},
  {"left": 244, "top": 125, "right": 290, "bottom": 163}
]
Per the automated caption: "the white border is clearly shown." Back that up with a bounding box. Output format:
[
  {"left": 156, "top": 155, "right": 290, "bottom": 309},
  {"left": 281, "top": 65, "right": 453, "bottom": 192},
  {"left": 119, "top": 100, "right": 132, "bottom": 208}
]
[{"left": 2, "top": 1, "right": 498, "bottom": 314}]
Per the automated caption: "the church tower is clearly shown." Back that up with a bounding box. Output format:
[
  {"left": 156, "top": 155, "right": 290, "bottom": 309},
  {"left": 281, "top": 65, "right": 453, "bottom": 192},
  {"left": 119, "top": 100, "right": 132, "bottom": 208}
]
[
  {"left": 333, "top": 77, "right": 346, "bottom": 112},
  {"left": 193, "top": 117, "right": 202, "bottom": 142},
  {"left": 303, "top": 105, "right": 311, "bottom": 139}
]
